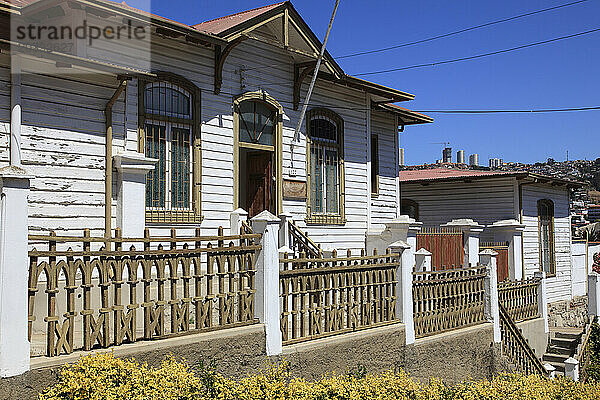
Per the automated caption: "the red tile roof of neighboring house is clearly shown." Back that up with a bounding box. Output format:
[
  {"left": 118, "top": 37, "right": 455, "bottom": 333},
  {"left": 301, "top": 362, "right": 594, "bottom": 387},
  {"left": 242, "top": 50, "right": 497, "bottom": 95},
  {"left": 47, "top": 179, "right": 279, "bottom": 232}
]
[
  {"left": 399, "top": 168, "right": 584, "bottom": 187},
  {"left": 399, "top": 168, "right": 516, "bottom": 182},
  {"left": 193, "top": 2, "right": 285, "bottom": 35}
]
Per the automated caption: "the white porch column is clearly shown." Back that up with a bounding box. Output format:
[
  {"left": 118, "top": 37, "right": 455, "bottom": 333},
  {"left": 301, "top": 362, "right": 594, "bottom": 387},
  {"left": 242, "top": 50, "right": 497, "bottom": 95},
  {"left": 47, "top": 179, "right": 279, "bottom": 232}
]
[
  {"left": 114, "top": 151, "right": 156, "bottom": 238},
  {"left": 10, "top": 55, "right": 22, "bottom": 167},
  {"left": 589, "top": 272, "right": 600, "bottom": 318},
  {"left": 534, "top": 270, "right": 549, "bottom": 334},
  {"left": 414, "top": 248, "right": 432, "bottom": 272},
  {"left": 480, "top": 249, "right": 501, "bottom": 343},
  {"left": 0, "top": 166, "right": 33, "bottom": 377},
  {"left": 230, "top": 208, "right": 248, "bottom": 236},
  {"left": 251, "top": 210, "right": 282, "bottom": 356},
  {"left": 442, "top": 219, "right": 484, "bottom": 267},
  {"left": 277, "top": 211, "right": 293, "bottom": 251},
  {"left": 389, "top": 240, "right": 414, "bottom": 345},
  {"left": 487, "top": 219, "right": 526, "bottom": 281}
]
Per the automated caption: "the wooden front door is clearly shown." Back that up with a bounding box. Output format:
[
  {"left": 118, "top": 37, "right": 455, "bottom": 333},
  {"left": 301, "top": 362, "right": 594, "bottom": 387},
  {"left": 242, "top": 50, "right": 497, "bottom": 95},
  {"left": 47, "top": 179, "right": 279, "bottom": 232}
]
[{"left": 246, "top": 152, "right": 272, "bottom": 218}]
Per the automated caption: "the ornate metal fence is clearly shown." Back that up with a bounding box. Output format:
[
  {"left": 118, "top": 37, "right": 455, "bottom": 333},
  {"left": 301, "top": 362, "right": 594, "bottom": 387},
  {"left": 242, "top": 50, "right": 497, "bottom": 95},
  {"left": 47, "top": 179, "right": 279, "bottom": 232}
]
[
  {"left": 412, "top": 266, "right": 487, "bottom": 338},
  {"left": 499, "top": 303, "right": 547, "bottom": 376},
  {"left": 28, "top": 227, "right": 260, "bottom": 357},
  {"left": 416, "top": 227, "right": 464, "bottom": 270},
  {"left": 279, "top": 249, "right": 399, "bottom": 345},
  {"left": 498, "top": 278, "right": 540, "bottom": 323},
  {"left": 480, "top": 241, "right": 509, "bottom": 281}
]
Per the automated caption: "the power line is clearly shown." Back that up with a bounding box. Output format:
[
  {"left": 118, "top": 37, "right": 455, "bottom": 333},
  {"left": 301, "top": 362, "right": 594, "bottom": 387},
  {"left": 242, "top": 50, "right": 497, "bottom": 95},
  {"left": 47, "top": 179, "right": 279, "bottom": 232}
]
[
  {"left": 353, "top": 27, "right": 600, "bottom": 76},
  {"left": 414, "top": 106, "right": 600, "bottom": 113},
  {"left": 337, "top": 0, "right": 591, "bottom": 59}
]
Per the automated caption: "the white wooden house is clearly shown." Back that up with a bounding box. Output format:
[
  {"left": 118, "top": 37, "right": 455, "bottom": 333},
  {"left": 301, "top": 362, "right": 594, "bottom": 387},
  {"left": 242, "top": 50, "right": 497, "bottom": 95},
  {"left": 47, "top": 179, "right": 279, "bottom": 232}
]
[
  {"left": 0, "top": 0, "right": 432, "bottom": 252},
  {"left": 399, "top": 168, "right": 583, "bottom": 304}
]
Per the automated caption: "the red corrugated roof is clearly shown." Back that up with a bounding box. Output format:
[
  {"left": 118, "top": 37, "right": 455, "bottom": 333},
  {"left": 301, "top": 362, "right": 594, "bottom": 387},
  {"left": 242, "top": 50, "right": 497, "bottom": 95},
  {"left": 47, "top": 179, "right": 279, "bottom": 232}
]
[
  {"left": 193, "top": 2, "right": 285, "bottom": 35},
  {"left": 399, "top": 168, "right": 519, "bottom": 183}
]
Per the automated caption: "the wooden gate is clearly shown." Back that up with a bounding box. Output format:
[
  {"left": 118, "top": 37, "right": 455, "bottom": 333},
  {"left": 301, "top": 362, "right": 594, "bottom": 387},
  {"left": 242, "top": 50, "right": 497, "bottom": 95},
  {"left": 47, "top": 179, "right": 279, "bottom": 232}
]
[
  {"left": 480, "top": 241, "right": 509, "bottom": 281},
  {"left": 416, "top": 227, "right": 464, "bottom": 270}
]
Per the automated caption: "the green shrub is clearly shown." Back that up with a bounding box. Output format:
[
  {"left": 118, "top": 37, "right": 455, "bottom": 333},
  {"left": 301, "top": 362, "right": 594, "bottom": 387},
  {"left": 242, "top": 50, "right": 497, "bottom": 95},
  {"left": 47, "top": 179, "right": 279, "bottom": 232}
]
[{"left": 40, "top": 353, "right": 600, "bottom": 400}]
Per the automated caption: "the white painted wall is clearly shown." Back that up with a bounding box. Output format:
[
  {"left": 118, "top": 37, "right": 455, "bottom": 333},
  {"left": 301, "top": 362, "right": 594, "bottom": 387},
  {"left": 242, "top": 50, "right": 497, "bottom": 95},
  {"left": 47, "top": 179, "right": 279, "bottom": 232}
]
[{"left": 571, "top": 241, "right": 588, "bottom": 297}]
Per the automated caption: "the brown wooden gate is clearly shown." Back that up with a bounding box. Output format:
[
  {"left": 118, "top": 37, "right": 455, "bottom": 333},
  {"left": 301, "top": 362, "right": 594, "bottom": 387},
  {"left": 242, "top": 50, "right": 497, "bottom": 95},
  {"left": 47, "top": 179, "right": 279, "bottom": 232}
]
[
  {"left": 480, "top": 241, "right": 510, "bottom": 281},
  {"left": 416, "top": 227, "right": 464, "bottom": 270}
]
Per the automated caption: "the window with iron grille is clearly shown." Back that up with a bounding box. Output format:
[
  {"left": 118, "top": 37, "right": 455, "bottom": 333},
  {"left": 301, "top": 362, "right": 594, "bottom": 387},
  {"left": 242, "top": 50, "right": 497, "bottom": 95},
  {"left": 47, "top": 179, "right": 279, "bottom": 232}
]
[
  {"left": 139, "top": 75, "right": 202, "bottom": 223},
  {"left": 538, "top": 199, "right": 555, "bottom": 275},
  {"left": 306, "top": 108, "right": 345, "bottom": 225}
]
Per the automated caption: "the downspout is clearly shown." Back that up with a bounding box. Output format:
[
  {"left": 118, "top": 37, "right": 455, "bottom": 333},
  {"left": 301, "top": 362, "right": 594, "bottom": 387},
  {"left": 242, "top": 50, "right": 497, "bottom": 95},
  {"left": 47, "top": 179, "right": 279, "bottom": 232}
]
[{"left": 104, "top": 79, "right": 128, "bottom": 244}]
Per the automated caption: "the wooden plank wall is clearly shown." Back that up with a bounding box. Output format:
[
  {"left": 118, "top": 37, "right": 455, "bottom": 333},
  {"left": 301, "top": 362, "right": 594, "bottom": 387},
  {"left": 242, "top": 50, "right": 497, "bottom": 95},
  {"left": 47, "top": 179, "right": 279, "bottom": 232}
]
[
  {"left": 0, "top": 54, "right": 9, "bottom": 167},
  {"left": 521, "top": 184, "right": 572, "bottom": 303}
]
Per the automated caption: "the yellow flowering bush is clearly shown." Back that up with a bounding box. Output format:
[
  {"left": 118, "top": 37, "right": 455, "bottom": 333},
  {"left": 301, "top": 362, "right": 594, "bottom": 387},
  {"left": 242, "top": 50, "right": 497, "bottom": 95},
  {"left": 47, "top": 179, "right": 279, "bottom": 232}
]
[{"left": 40, "top": 353, "right": 600, "bottom": 400}]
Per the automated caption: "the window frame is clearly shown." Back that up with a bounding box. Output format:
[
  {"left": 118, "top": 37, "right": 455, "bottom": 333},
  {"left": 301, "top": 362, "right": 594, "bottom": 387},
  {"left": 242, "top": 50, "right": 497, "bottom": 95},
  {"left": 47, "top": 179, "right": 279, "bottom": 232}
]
[
  {"left": 305, "top": 108, "right": 346, "bottom": 225},
  {"left": 370, "top": 134, "right": 379, "bottom": 196},
  {"left": 537, "top": 199, "right": 556, "bottom": 276},
  {"left": 138, "top": 73, "right": 202, "bottom": 224}
]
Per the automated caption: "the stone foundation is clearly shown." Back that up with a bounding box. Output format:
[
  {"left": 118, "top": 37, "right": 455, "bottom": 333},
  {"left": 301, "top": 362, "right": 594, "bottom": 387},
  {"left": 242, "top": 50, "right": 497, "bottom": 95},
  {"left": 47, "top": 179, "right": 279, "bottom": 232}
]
[{"left": 548, "top": 296, "right": 588, "bottom": 328}]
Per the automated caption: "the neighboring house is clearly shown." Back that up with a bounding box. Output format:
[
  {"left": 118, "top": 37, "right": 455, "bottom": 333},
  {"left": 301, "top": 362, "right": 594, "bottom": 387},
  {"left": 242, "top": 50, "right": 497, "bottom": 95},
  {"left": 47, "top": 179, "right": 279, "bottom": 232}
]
[
  {"left": 399, "top": 168, "right": 583, "bottom": 304},
  {"left": 0, "top": 1, "right": 432, "bottom": 251}
]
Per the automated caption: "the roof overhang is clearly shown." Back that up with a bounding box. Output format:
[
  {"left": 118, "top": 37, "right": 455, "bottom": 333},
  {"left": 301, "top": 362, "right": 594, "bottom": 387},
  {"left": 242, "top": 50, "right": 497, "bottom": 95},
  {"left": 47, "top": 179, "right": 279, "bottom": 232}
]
[
  {"left": 400, "top": 170, "right": 584, "bottom": 188},
  {"left": 375, "top": 103, "right": 433, "bottom": 125}
]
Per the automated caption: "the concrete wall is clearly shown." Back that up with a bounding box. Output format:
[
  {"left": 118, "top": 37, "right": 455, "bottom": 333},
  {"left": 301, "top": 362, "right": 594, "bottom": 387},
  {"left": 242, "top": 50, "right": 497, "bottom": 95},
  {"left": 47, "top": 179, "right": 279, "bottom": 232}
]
[
  {"left": 516, "top": 317, "right": 548, "bottom": 358},
  {"left": 1, "top": 322, "right": 508, "bottom": 399}
]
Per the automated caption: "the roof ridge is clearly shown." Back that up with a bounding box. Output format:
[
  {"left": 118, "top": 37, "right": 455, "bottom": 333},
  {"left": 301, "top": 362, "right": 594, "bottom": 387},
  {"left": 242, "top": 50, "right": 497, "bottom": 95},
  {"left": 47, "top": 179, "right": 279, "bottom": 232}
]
[{"left": 194, "top": 1, "right": 286, "bottom": 27}]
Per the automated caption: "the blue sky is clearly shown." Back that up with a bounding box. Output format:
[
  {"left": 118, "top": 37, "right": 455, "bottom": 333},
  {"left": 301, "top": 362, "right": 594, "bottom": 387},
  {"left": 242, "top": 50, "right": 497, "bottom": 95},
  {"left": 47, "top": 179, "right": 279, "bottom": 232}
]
[{"left": 121, "top": 0, "right": 599, "bottom": 165}]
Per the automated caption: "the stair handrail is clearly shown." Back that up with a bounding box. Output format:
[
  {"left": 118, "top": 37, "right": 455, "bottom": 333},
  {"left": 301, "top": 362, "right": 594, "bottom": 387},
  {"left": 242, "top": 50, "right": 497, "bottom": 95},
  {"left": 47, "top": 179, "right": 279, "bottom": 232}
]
[
  {"left": 578, "top": 316, "right": 596, "bottom": 382},
  {"left": 241, "top": 220, "right": 253, "bottom": 235},
  {"left": 499, "top": 302, "right": 548, "bottom": 376},
  {"left": 288, "top": 220, "right": 322, "bottom": 258}
]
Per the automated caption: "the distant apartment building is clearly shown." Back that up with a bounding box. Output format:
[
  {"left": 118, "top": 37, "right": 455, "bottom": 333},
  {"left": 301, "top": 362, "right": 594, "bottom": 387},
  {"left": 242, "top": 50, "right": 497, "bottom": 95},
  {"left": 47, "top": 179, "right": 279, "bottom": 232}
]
[
  {"left": 489, "top": 158, "right": 503, "bottom": 169},
  {"left": 456, "top": 150, "right": 465, "bottom": 164},
  {"left": 469, "top": 153, "right": 479, "bottom": 166},
  {"left": 399, "top": 148, "right": 405, "bottom": 166},
  {"left": 442, "top": 147, "right": 452, "bottom": 163},
  {"left": 589, "top": 205, "right": 600, "bottom": 222}
]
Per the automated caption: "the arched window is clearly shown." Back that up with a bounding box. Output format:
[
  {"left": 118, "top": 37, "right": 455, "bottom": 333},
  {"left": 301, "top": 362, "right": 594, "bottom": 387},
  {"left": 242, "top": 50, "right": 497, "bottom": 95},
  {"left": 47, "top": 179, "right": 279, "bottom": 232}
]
[
  {"left": 538, "top": 199, "right": 555, "bottom": 275},
  {"left": 238, "top": 100, "right": 276, "bottom": 146},
  {"left": 401, "top": 199, "right": 419, "bottom": 221},
  {"left": 139, "top": 74, "right": 201, "bottom": 223},
  {"left": 306, "top": 108, "right": 345, "bottom": 225}
]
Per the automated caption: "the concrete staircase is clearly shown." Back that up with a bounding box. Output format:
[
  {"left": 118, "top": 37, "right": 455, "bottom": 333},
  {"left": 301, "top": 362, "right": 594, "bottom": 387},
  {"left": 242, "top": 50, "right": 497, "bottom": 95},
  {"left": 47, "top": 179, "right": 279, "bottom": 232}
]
[{"left": 542, "top": 329, "right": 583, "bottom": 374}]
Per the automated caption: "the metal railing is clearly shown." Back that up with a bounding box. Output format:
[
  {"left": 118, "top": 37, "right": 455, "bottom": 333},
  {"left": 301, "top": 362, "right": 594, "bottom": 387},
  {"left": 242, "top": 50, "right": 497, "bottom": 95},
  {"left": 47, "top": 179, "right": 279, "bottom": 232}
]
[
  {"left": 288, "top": 220, "right": 322, "bottom": 258},
  {"left": 416, "top": 227, "right": 464, "bottom": 270},
  {"left": 28, "top": 227, "right": 260, "bottom": 357},
  {"left": 279, "top": 249, "right": 399, "bottom": 345},
  {"left": 412, "top": 266, "right": 487, "bottom": 338},
  {"left": 498, "top": 278, "right": 540, "bottom": 323},
  {"left": 499, "top": 303, "right": 547, "bottom": 376},
  {"left": 480, "top": 241, "right": 510, "bottom": 282}
]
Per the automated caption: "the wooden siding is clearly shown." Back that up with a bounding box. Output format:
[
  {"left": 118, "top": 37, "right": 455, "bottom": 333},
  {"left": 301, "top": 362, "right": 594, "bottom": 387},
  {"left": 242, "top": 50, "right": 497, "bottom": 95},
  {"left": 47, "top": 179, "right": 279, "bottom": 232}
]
[
  {"left": 0, "top": 54, "right": 11, "bottom": 168},
  {"left": 400, "top": 177, "right": 518, "bottom": 228},
  {"left": 370, "top": 111, "right": 399, "bottom": 230},
  {"left": 521, "top": 184, "right": 572, "bottom": 303}
]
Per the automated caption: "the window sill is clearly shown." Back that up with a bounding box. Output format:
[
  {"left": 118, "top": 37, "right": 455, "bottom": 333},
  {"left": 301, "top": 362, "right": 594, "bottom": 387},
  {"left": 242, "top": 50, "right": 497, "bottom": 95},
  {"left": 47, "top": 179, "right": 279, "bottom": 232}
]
[
  {"left": 305, "top": 215, "right": 346, "bottom": 226},
  {"left": 145, "top": 210, "right": 204, "bottom": 224},
  {"left": 371, "top": 192, "right": 379, "bottom": 198}
]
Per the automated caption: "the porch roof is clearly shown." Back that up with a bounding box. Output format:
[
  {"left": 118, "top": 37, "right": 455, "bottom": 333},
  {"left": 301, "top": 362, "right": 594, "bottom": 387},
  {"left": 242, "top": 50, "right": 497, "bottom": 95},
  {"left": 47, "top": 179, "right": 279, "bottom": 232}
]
[{"left": 399, "top": 168, "right": 584, "bottom": 188}]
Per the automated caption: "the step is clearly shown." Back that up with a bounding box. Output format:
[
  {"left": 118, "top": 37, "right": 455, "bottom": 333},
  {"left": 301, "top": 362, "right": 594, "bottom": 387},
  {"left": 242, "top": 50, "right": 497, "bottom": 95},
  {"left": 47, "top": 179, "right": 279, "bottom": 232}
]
[
  {"left": 542, "top": 353, "right": 570, "bottom": 364},
  {"left": 549, "top": 337, "right": 579, "bottom": 349},
  {"left": 546, "top": 344, "right": 574, "bottom": 356},
  {"left": 547, "top": 361, "right": 565, "bottom": 373},
  {"left": 553, "top": 332, "right": 582, "bottom": 341}
]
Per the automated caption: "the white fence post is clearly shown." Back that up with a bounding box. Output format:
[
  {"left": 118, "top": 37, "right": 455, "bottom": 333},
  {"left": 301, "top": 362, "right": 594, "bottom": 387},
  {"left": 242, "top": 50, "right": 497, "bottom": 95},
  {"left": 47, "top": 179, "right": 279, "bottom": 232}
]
[
  {"left": 230, "top": 208, "right": 248, "bottom": 235},
  {"left": 114, "top": 152, "right": 156, "bottom": 238},
  {"left": 480, "top": 249, "right": 501, "bottom": 344},
  {"left": 0, "top": 166, "right": 33, "bottom": 377},
  {"left": 389, "top": 240, "right": 414, "bottom": 345},
  {"left": 443, "top": 219, "right": 484, "bottom": 267},
  {"left": 534, "top": 270, "right": 549, "bottom": 334},
  {"left": 414, "top": 248, "right": 432, "bottom": 272},
  {"left": 589, "top": 272, "right": 600, "bottom": 318},
  {"left": 564, "top": 357, "right": 580, "bottom": 381},
  {"left": 277, "top": 211, "right": 293, "bottom": 251},
  {"left": 251, "top": 210, "right": 282, "bottom": 356}
]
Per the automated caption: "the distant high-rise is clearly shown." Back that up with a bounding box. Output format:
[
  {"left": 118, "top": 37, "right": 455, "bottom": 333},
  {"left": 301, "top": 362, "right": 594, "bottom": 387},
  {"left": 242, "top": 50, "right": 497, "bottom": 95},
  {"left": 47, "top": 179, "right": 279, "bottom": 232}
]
[
  {"left": 399, "top": 148, "right": 405, "bottom": 166},
  {"left": 442, "top": 147, "right": 452, "bottom": 163},
  {"left": 489, "top": 158, "right": 503, "bottom": 169},
  {"left": 456, "top": 150, "right": 465, "bottom": 164},
  {"left": 469, "top": 154, "right": 479, "bottom": 166}
]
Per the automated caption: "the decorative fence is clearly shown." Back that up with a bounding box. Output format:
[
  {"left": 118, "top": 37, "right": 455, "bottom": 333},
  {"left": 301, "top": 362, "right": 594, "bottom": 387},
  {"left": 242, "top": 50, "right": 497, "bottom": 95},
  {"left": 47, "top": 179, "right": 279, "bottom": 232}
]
[
  {"left": 288, "top": 221, "right": 322, "bottom": 258},
  {"left": 480, "top": 241, "right": 509, "bottom": 282},
  {"left": 28, "top": 227, "right": 261, "bottom": 357},
  {"left": 498, "top": 278, "right": 540, "bottom": 323},
  {"left": 577, "top": 316, "right": 595, "bottom": 382},
  {"left": 412, "top": 266, "right": 487, "bottom": 338},
  {"left": 499, "top": 303, "right": 547, "bottom": 376},
  {"left": 279, "top": 249, "right": 399, "bottom": 345},
  {"left": 416, "top": 227, "right": 464, "bottom": 270}
]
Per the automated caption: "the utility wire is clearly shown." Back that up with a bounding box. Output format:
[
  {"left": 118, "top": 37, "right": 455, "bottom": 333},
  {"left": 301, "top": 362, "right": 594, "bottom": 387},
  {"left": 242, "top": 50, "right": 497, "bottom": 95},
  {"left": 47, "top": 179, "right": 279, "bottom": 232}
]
[
  {"left": 337, "top": 0, "right": 591, "bottom": 59},
  {"left": 414, "top": 106, "right": 600, "bottom": 114},
  {"left": 353, "top": 27, "right": 600, "bottom": 76}
]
